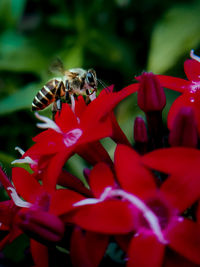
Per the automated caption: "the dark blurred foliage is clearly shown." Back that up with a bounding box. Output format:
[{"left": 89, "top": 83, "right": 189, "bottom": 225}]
[{"left": 1, "top": 0, "right": 200, "bottom": 170}]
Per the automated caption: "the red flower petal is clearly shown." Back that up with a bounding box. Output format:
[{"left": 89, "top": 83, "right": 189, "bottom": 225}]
[
  {"left": 32, "top": 130, "right": 64, "bottom": 155},
  {"left": 163, "top": 248, "right": 198, "bottom": 267},
  {"left": 127, "top": 233, "right": 165, "bottom": 267},
  {"left": 76, "top": 141, "right": 113, "bottom": 166},
  {"left": 89, "top": 163, "right": 116, "bottom": 198},
  {"left": 42, "top": 149, "right": 73, "bottom": 190},
  {"left": 156, "top": 75, "right": 189, "bottom": 92},
  {"left": 167, "top": 91, "right": 200, "bottom": 133},
  {"left": 70, "top": 227, "right": 108, "bottom": 267},
  {"left": 167, "top": 218, "right": 200, "bottom": 264},
  {"left": 115, "top": 145, "right": 156, "bottom": 198},
  {"left": 50, "top": 189, "right": 85, "bottom": 216},
  {"left": 12, "top": 167, "right": 44, "bottom": 203},
  {"left": 58, "top": 169, "right": 92, "bottom": 197},
  {"left": 142, "top": 147, "right": 200, "bottom": 175},
  {"left": 80, "top": 83, "right": 139, "bottom": 127},
  {"left": 184, "top": 59, "right": 200, "bottom": 81},
  {"left": 30, "top": 239, "right": 49, "bottom": 267},
  {"left": 67, "top": 200, "right": 137, "bottom": 234},
  {"left": 55, "top": 103, "right": 78, "bottom": 132},
  {"left": 161, "top": 170, "right": 200, "bottom": 212}
]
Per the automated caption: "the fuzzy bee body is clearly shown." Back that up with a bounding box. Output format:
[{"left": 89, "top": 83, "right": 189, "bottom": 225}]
[{"left": 32, "top": 67, "right": 97, "bottom": 112}]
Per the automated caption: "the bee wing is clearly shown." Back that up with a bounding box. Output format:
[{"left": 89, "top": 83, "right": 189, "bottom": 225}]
[
  {"left": 64, "top": 70, "right": 79, "bottom": 79},
  {"left": 49, "top": 58, "right": 65, "bottom": 75}
]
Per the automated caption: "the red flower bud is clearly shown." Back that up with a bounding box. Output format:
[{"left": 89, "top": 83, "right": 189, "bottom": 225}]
[
  {"left": 17, "top": 209, "right": 65, "bottom": 244},
  {"left": 137, "top": 72, "right": 166, "bottom": 112},
  {"left": 169, "top": 107, "right": 198, "bottom": 148},
  {"left": 134, "top": 117, "right": 148, "bottom": 143}
]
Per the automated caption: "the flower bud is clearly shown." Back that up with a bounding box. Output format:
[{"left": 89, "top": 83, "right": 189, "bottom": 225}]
[
  {"left": 137, "top": 72, "right": 166, "bottom": 112},
  {"left": 134, "top": 117, "right": 148, "bottom": 154},
  {"left": 169, "top": 107, "right": 198, "bottom": 148},
  {"left": 134, "top": 117, "right": 148, "bottom": 143},
  {"left": 17, "top": 209, "right": 65, "bottom": 244}
]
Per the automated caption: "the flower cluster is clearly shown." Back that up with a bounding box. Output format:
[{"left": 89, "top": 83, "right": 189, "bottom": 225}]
[{"left": 1, "top": 51, "right": 200, "bottom": 266}]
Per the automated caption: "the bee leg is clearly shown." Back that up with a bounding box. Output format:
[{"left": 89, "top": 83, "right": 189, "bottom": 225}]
[
  {"left": 56, "top": 98, "right": 62, "bottom": 114},
  {"left": 65, "top": 91, "right": 70, "bottom": 102},
  {"left": 65, "top": 80, "right": 70, "bottom": 103},
  {"left": 52, "top": 102, "right": 58, "bottom": 120},
  {"left": 70, "top": 94, "right": 76, "bottom": 113}
]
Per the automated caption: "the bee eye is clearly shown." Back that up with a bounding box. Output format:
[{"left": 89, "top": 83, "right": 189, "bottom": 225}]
[{"left": 86, "top": 72, "right": 94, "bottom": 84}]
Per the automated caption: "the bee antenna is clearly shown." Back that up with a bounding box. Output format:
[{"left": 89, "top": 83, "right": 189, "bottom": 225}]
[{"left": 97, "top": 79, "right": 112, "bottom": 94}]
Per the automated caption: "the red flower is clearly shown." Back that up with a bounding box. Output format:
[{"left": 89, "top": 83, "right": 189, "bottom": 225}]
[
  {"left": 13, "top": 84, "right": 138, "bottom": 190},
  {"left": 157, "top": 50, "right": 200, "bottom": 133},
  {"left": 0, "top": 166, "right": 86, "bottom": 267},
  {"left": 67, "top": 145, "right": 200, "bottom": 266}
]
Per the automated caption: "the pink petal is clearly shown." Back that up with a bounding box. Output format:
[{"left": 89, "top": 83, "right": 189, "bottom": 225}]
[
  {"left": 115, "top": 145, "right": 156, "bottom": 198},
  {"left": 167, "top": 218, "right": 200, "bottom": 264},
  {"left": 30, "top": 239, "right": 49, "bottom": 267},
  {"left": 156, "top": 75, "right": 190, "bottom": 92},
  {"left": 12, "top": 167, "right": 44, "bottom": 203},
  {"left": 67, "top": 200, "right": 137, "bottom": 234},
  {"left": 88, "top": 163, "right": 116, "bottom": 198},
  {"left": 184, "top": 59, "right": 200, "bottom": 81},
  {"left": 127, "top": 233, "right": 165, "bottom": 267},
  {"left": 70, "top": 227, "right": 108, "bottom": 267}
]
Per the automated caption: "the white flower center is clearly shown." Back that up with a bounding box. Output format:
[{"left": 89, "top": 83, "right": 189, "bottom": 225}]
[{"left": 63, "top": 128, "right": 82, "bottom": 147}]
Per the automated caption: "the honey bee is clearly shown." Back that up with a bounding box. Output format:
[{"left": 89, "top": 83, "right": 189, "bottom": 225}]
[{"left": 32, "top": 60, "right": 98, "bottom": 113}]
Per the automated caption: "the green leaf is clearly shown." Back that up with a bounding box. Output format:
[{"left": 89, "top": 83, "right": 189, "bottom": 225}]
[
  {"left": 148, "top": 2, "right": 200, "bottom": 73},
  {"left": 0, "top": 151, "right": 15, "bottom": 173},
  {"left": 106, "top": 242, "right": 126, "bottom": 264},
  {"left": 11, "top": 0, "right": 27, "bottom": 23},
  {"left": 3, "top": 234, "right": 29, "bottom": 263},
  {"left": 61, "top": 45, "right": 84, "bottom": 69},
  {"left": 0, "top": 83, "right": 41, "bottom": 115},
  {"left": 0, "top": 30, "right": 47, "bottom": 74}
]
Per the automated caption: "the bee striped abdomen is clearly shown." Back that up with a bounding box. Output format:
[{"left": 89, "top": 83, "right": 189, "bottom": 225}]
[{"left": 32, "top": 80, "right": 59, "bottom": 111}]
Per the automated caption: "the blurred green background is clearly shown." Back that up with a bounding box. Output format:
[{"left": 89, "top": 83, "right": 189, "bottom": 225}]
[{"left": 1, "top": 0, "right": 200, "bottom": 174}]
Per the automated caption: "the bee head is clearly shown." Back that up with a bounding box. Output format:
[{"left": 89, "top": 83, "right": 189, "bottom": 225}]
[{"left": 86, "top": 69, "right": 97, "bottom": 90}]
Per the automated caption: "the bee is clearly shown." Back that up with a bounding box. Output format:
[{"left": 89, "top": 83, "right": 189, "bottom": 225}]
[{"left": 32, "top": 59, "right": 98, "bottom": 113}]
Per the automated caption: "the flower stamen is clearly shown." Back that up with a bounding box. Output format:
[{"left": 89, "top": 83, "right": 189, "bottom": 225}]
[
  {"left": 11, "top": 147, "right": 37, "bottom": 166},
  {"left": 190, "top": 49, "right": 200, "bottom": 63},
  {"left": 35, "top": 112, "right": 62, "bottom": 133},
  {"left": 7, "top": 187, "right": 32, "bottom": 208},
  {"left": 74, "top": 187, "right": 167, "bottom": 244}
]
